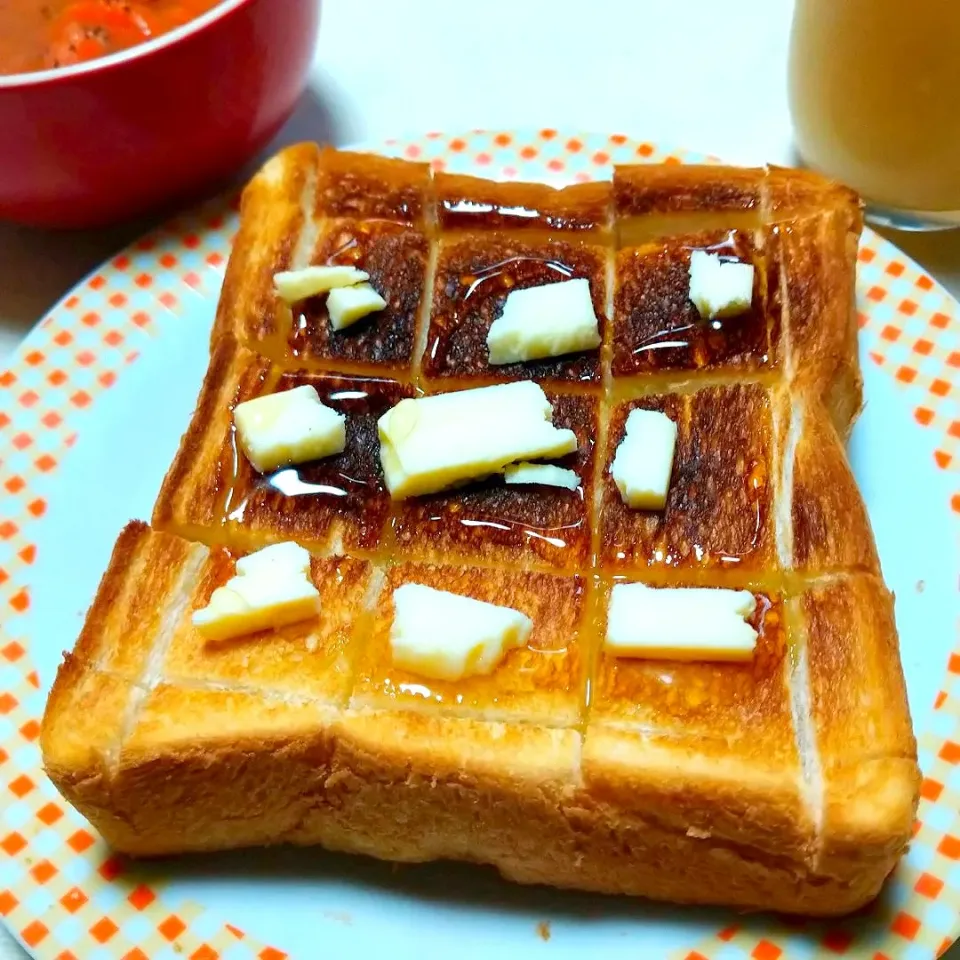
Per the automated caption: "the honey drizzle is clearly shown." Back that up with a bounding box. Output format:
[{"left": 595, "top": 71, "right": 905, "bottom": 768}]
[
  {"left": 616, "top": 209, "right": 762, "bottom": 249},
  {"left": 370, "top": 525, "right": 590, "bottom": 579},
  {"left": 583, "top": 572, "right": 792, "bottom": 740},
  {"left": 248, "top": 337, "right": 417, "bottom": 385},
  {"left": 440, "top": 226, "right": 609, "bottom": 247},
  {"left": 609, "top": 369, "right": 780, "bottom": 403},
  {"left": 418, "top": 375, "right": 601, "bottom": 398},
  {"left": 182, "top": 164, "right": 849, "bottom": 758},
  {"left": 223, "top": 281, "right": 785, "bottom": 589}
]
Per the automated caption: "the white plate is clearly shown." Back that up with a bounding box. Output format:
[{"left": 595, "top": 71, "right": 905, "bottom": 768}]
[{"left": 2, "top": 131, "right": 958, "bottom": 960}]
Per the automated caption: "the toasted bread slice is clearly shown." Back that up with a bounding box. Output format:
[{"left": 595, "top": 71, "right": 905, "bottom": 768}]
[{"left": 43, "top": 148, "right": 916, "bottom": 917}]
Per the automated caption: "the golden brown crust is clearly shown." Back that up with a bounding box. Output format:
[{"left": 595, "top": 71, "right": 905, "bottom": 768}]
[
  {"left": 41, "top": 660, "right": 132, "bottom": 792},
  {"left": 212, "top": 142, "right": 320, "bottom": 350},
  {"left": 765, "top": 164, "right": 861, "bottom": 219},
  {"left": 305, "top": 713, "right": 582, "bottom": 865},
  {"left": 611, "top": 161, "right": 856, "bottom": 222},
  {"left": 63, "top": 520, "right": 205, "bottom": 675},
  {"left": 789, "top": 575, "right": 918, "bottom": 890},
  {"left": 580, "top": 727, "right": 812, "bottom": 884},
  {"left": 41, "top": 153, "right": 916, "bottom": 917},
  {"left": 817, "top": 757, "right": 919, "bottom": 902},
  {"left": 767, "top": 205, "right": 864, "bottom": 436},
  {"left": 64, "top": 520, "right": 152, "bottom": 667},
  {"left": 108, "top": 684, "right": 335, "bottom": 856},
  {"left": 795, "top": 575, "right": 916, "bottom": 777},
  {"left": 785, "top": 394, "right": 881, "bottom": 576},
  {"left": 317, "top": 711, "right": 882, "bottom": 915},
  {"left": 42, "top": 524, "right": 917, "bottom": 915}
]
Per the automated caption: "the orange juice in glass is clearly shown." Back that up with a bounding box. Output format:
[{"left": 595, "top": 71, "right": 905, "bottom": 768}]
[{"left": 789, "top": 0, "right": 960, "bottom": 228}]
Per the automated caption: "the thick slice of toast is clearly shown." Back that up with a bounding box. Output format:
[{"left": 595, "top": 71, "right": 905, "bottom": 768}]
[{"left": 42, "top": 146, "right": 918, "bottom": 916}]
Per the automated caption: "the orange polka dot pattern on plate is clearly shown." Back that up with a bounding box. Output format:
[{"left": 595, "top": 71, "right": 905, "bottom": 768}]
[{"left": 0, "top": 131, "right": 958, "bottom": 960}]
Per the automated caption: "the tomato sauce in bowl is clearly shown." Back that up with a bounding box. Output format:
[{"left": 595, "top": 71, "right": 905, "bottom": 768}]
[
  {"left": 0, "top": 0, "right": 225, "bottom": 74},
  {"left": 0, "top": 0, "right": 321, "bottom": 226}
]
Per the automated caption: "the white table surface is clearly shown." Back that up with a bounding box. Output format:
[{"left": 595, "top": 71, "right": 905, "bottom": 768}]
[{"left": 2, "top": 1, "right": 958, "bottom": 957}]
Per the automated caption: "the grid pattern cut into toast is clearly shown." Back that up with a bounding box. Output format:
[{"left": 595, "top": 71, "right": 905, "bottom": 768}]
[{"left": 41, "top": 145, "right": 918, "bottom": 918}]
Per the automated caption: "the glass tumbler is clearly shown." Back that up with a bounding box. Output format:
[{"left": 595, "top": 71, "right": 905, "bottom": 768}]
[{"left": 789, "top": 0, "right": 960, "bottom": 229}]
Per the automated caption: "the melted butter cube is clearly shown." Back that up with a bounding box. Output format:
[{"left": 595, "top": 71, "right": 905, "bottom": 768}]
[
  {"left": 390, "top": 583, "right": 533, "bottom": 681},
  {"left": 234, "top": 385, "right": 346, "bottom": 474},
  {"left": 378, "top": 380, "right": 578, "bottom": 499},
  {"left": 327, "top": 282, "right": 387, "bottom": 331},
  {"left": 610, "top": 408, "right": 678, "bottom": 510},
  {"left": 192, "top": 542, "right": 321, "bottom": 642},
  {"left": 274, "top": 265, "right": 369, "bottom": 303},
  {"left": 688, "top": 250, "right": 755, "bottom": 320},
  {"left": 606, "top": 582, "right": 757, "bottom": 661},
  {"left": 504, "top": 462, "right": 579, "bottom": 491},
  {"left": 486, "top": 278, "right": 602, "bottom": 365}
]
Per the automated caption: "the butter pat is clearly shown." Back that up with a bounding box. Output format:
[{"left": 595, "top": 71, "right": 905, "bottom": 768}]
[
  {"left": 390, "top": 583, "right": 533, "bottom": 681},
  {"left": 688, "top": 250, "right": 754, "bottom": 320},
  {"left": 274, "top": 265, "right": 369, "bottom": 303},
  {"left": 192, "top": 542, "right": 320, "bottom": 642},
  {"left": 610, "top": 408, "right": 678, "bottom": 510},
  {"left": 487, "top": 278, "right": 602, "bottom": 365},
  {"left": 504, "top": 462, "right": 579, "bottom": 491},
  {"left": 327, "top": 282, "right": 387, "bottom": 331},
  {"left": 606, "top": 582, "right": 758, "bottom": 661},
  {"left": 234, "top": 385, "right": 346, "bottom": 474},
  {"left": 378, "top": 381, "right": 578, "bottom": 499}
]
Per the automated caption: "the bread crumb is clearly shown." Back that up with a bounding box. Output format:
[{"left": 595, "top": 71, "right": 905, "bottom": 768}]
[
  {"left": 537, "top": 921, "right": 551, "bottom": 941},
  {"left": 686, "top": 826, "right": 711, "bottom": 839},
  {"left": 305, "top": 634, "right": 318, "bottom": 653}
]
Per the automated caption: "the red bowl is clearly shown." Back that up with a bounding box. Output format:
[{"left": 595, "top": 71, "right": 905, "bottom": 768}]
[{"left": 0, "top": 0, "right": 321, "bottom": 228}]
